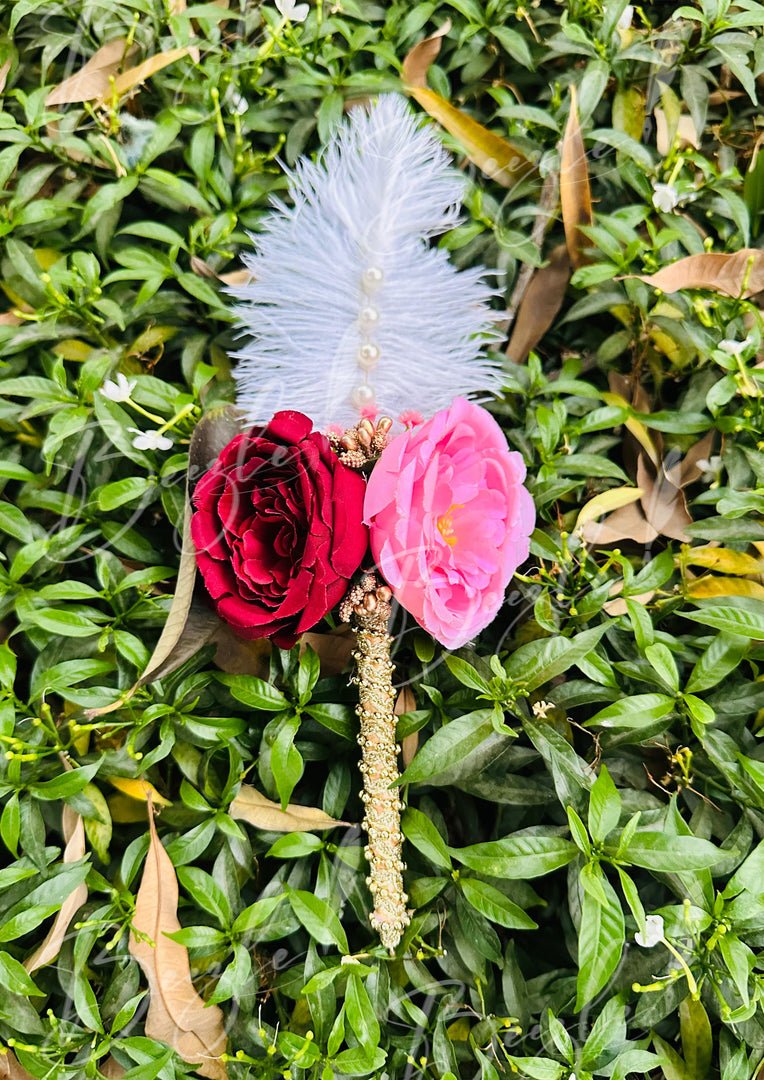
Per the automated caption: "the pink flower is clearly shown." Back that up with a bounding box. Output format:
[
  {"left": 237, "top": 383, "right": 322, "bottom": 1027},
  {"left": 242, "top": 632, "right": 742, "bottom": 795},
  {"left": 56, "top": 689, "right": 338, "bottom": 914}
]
[{"left": 364, "top": 397, "right": 534, "bottom": 649}]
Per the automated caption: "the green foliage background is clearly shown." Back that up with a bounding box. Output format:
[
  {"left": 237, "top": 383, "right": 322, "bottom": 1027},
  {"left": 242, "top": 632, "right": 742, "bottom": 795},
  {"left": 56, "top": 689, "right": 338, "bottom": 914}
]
[{"left": 1, "top": 0, "right": 764, "bottom": 1077}]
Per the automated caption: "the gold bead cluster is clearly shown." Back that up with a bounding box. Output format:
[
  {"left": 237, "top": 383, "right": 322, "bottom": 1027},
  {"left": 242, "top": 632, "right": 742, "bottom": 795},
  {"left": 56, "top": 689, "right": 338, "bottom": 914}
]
[{"left": 329, "top": 416, "right": 392, "bottom": 469}]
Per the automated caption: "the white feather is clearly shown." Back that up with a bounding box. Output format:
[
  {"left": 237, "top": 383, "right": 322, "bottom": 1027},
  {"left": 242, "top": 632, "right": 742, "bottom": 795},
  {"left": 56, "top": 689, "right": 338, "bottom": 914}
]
[{"left": 230, "top": 94, "right": 501, "bottom": 431}]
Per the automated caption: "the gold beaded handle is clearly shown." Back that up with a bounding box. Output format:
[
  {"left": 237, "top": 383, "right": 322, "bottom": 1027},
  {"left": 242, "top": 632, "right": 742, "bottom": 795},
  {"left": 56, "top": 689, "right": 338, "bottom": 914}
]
[{"left": 341, "top": 574, "right": 411, "bottom": 954}]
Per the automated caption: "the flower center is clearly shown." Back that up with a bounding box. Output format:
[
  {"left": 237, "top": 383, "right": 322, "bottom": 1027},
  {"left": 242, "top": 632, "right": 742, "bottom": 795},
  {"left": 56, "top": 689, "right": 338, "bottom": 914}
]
[{"left": 437, "top": 504, "right": 463, "bottom": 547}]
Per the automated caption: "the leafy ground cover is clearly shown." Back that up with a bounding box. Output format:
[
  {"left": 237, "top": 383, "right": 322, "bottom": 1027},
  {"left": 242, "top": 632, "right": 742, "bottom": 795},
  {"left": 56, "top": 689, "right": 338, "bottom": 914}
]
[{"left": 1, "top": 0, "right": 764, "bottom": 1077}]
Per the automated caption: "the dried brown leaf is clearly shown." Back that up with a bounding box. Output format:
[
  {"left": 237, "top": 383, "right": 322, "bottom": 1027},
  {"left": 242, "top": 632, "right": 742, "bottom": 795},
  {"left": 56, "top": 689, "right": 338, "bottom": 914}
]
[
  {"left": 94, "top": 47, "right": 189, "bottom": 107},
  {"left": 24, "top": 803, "right": 87, "bottom": 972},
  {"left": 394, "top": 688, "right": 418, "bottom": 768},
  {"left": 0, "top": 312, "right": 23, "bottom": 326},
  {"left": 0, "top": 1048, "right": 36, "bottom": 1080},
  {"left": 581, "top": 500, "right": 659, "bottom": 546},
  {"left": 129, "top": 803, "right": 228, "bottom": 1080},
  {"left": 560, "top": 84, "right": 593, "bottom": 268},
  {"left": 602, "top": 585, "right": 655, "bottom": 616},
  {"left": 217, "top": 269, "right": 254, "bottom": 287},
  {"left": 99, "top": 1057, "right": 126, "bottom": 1079},
  {"left": 665, "top": 429, "right": 714, "bottom": 489},
  {"left": 45, "top": 39, "right": 138, "bottom": 106},
  {"left": 402, "top": 21, "right": 451, "bottom": 88},
  {"left": 213, "top": 622, "right": 271, "bottom": 677},
  {"left": 506, "top": 243, "right": 570, "bottom": 363},
  {"left": 0, "top": 58, "right": 12, "bottom": 95},
  {"left": 654, "top": 109, "right": 699, "bottom": 156},
  {"left": 629, "top": 249, "right": 764, "bottom": 299},
  {"left": 301, "top": 627, "right": 355, "bottom": 676},
  {"left": 636, "top": 456, "right": 692, "bottom": 543},
  {"left": 229, "top": 785, "right": 350, "bottom": 833}
]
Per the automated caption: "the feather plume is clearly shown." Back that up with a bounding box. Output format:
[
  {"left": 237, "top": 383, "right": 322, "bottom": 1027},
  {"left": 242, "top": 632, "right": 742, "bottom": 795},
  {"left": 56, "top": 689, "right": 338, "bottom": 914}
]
[{"left": 230, "top": 94, "right": 500, "bottom": 432}]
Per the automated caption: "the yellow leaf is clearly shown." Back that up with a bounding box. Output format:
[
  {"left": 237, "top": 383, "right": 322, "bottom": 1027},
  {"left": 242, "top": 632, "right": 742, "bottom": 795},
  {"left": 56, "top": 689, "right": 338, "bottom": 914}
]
[
  {"left": 408, "top": 87, "right": 536, "bottom": 188},
  {"left": 82, "top": 782, "right": 112, "bottom": 863},
  {"left": 686, "top": 577, "right": 764, "bottom": 600},
  {"left": 575, "top": 486, "right": 644, "bottom": 532},
  {"left": 229, "top": 785, "right": 350, "bottom": 833},
  {"left": 447, "top": 1018, "right": 472, "bottom": 1041},
  {"left": 129, "top": 802, "right": 228, "bottom": 1080},
  {"left": 601, "top": 391, "right": 660, "bottom": 465},
  {"left": 681, "top": 547, "right": 763, "bottom": 575},
  {"left": 53, "top": 340, "right": 93, "bottom": 361},
  {"left": 94, "top": 47, "right": 189, "bottom": 107},
  {"left": 108, "top": 794, "right": 150, "bottom": 823},
  {"left": 108, "top": 777, "right": 172, "bottom": 806},
  {"left": 560, "top": 84, "right": 593, "bottom": 268},
  {"left": 24, "top": 803, "right": 87, "bottom": 973}
]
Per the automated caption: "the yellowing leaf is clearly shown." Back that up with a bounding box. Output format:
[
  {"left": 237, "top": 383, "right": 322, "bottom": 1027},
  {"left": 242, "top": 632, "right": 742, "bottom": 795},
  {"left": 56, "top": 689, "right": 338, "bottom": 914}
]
[
  {"left": 24, "top": 804, "right": 87, "bottom": 973},
  {"left": 129, "top": 803, "right": 228, "bottom": 1080},
  {"left": 108, "top": 777, "right": 172, "bottom": 806},
  {"left": 601, "top": 391, "right": 660, "bottom": 465},
  {"left": 82, "top": 782, "right": 112, "bottom": 863},
  {"left": 45, "top": 39, "right": 139, "bottom": 105},
  {"left": 410, "top": 88, "right": 536, "bottom": 188},
  {"left": 108, "top": 794, "right": 150, "bottom": 823},
  {"left": 681, "top": 547, "right": 763, "bottom": 575},
  {"left": 229, "top": 785, "right": 350, "bottom": 833},
  {"left": 52, "top": 340, "right": 93, "bottom": 361},
  {"left": 94, "top": 47, "right": 189, "bottom": 108},
  {"left": 560, "top": 84, "right": 593, "bottom": 268},
  {"left": 575, "top": 486, "right": 643, "bottom": 532},
  {"left": 686, "top": 578, "right": 764, "bottom": 601}
]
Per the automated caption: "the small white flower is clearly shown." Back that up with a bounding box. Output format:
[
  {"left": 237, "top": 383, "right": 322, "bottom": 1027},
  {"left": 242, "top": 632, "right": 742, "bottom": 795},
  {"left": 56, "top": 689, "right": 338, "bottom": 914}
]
[
  {"left": 652, "top": 184, "right": 680, "bottom": 213},
  {"left": 129, "top": 427, "right": 174, "bottom": 451},
  {"left": 635, "top": 914, "right": 664, "bottom": 948},
  {"left": 617, "top": 5, "right": 634, "bottom": 30},
  {"left": 340, "top": 955, "right": 361, "bottom": 966},
  {"left": 276, "top": 0, "right": 309, "bottom": 21},
  {"left": 717, "top": 338, "right": 751, "bottom": 356},
  {"left": 229, "top": 91, "right": 249, "bottom": 116},
  {"left": 695, "top": 455, "right": 723, "bottom": 483},
  {"left": 101, "top": 372, "right": 137, "bottom": 403}
]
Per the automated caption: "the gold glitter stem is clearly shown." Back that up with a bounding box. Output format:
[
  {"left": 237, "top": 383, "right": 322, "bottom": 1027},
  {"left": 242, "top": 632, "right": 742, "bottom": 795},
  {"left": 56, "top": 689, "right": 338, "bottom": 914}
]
[{"left": 347, "top": 577, "right": 410, "bottom": 954}]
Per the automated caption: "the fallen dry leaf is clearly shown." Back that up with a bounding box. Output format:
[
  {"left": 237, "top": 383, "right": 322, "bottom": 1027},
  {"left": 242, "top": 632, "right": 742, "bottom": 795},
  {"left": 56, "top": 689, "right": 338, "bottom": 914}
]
[
  {"left": 629, "top": 249, "right": 764, "bottom": 299},
  {"left": 129, "top": 802, "right": 228, "bottom": 1080},
  {"left": 560, "top": 84, "right": 593, "bottom": 268},
  {"left": 217, "top": 269, "right": 254, "bottom": 288},
  {"left": 94, "top": 47, "right": 189, "bottom": 108},
  {"left": 0, "top": 312, "right": 23, "bottom": 326},
  {"left": 229, "top": 785, "right": 350, "bottom": 833},
  {"left": 635, "top": 454, "right": 692, "bottom": 543},
  {"left": 401, "top": 28, "right": 535, "bottom": 188},
  {"left": 24, "top": 803, "right": 87, "bottom": 973},
  {"left": 602, "top": 584, "right": 655, "bottom": 617},
  {"left": 0, "top": 57, "right": 12, "bottom": 96},
  {"left": 0, "top": 1048, "right": 36, "bottom": 1080},
  {"left": 394, "top": 687, "right": 419, "bottom": 769},
  {"left": 45, "top": 39, "right": 139, "bottom": 106},
  {"left": 213, "top": 622, "right": 271, "bottom": 677},
  {"left": 99, "top": 1058, "right": 126, "bottom": 1079},
  {"left": 654, "top": 109, "right": 699, "bottom": 156},
  {"left": 301, "top": 626, "right": 356, "bottom": 676},
  {"left": 402, "top": 20, "right": 452, "bottom": 87},
  {"left": 506, "top": 243, "right": 570, "bottom": 363}
]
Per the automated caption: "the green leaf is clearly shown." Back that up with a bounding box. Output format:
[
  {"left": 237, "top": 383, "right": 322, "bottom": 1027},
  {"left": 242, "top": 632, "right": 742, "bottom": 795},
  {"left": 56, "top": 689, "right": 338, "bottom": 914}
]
[
  {"left": 575, "top": 874, "right": 624, "bottom": 1010},
  {"left": 401, "top": 807, "right": 452, "bottom": 870},
  {"left": 397, "top": 709, "right": 495, "bottom": 786},
  {"left": 584, "top": 693, "right": 675, "bottom": 731},
  {"left": 679, "top": 996, "right": 712, "bottom": 1080},
  {"left": 644, "top": 643, "right": 679, "bottom": 693},
  {"left": 686, "top": 632, "right": 749, "bottom": 693},
  {"left": 681, "top": 602, "right": 764, "bottom": 638},
  {"left": 445, "top": 656, "right": 490, "bottom": 693},
  {"left": 287, "top": 888, "right": 349, "bottom": 952},
  {"left": 460, "top": 878, "right": 537, "bottom": 929},
  {"left": 452, "top": 834, "right": 578, "bottom": 878},
  {"left": 620, "top": 831, "right": 727, "bottom": 871},
  {"left": 0, "top": 952, "right": 43, "bottom": 997},
  {"left": 218, "top": 674, "right": 290, "bottom": 711},
  {"left": 588, "top": 764, "right": 621, "bottom": 842},
  {"left": 345, "top": 971, "right": 381, "bottom": 1049},
  {"left": 504, "top": 625, "right": 606, "bottom": 691}
]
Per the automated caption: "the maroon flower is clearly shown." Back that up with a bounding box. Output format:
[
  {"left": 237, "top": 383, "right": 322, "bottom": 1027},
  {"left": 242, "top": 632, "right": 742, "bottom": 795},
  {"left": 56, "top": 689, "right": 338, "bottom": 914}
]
[{"left": 190, "top": 411, "right": 368, "bottom": 648}]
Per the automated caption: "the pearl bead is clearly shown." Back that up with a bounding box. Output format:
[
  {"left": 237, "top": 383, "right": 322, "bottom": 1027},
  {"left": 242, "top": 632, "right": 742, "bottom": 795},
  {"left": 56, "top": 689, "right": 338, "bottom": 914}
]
[
  {"left": 359, "top": 305, "right": 379, "bottom": 330},
  {"left": 351, "top": 384, "right": 375, "bottom": 408},
  {"left": 358, "top": 343, "right": 380, "bottom": 370},
  {"left": 362, "top": 266, "right": 384, "bottom": 292}
]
